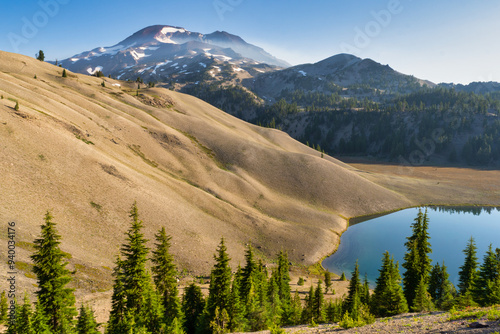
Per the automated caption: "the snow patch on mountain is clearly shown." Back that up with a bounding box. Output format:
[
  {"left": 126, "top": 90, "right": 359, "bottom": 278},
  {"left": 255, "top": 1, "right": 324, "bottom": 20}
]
[{"left": 86, "top": 66, "right": 103, "bottom": 75}]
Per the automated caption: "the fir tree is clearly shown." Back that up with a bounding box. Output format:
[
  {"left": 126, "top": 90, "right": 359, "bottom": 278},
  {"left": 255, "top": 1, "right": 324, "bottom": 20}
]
[
  {"left": 76, "top": 304, "right": 100, "bottom": 334},
  {"left": 142, "top": 284, "right": 164, "bottom": 333},
  {"left": 228, "top": 271, "right": 246, "bottom": 332},
  {"left": 16, "top": 294, "right": 33, "bottom": 334},
  {"left": 210, "top": 307, "right": 229, "bottom": 334},
  {"left": 324, "top": 271, "right": 332, "bottom": 294},
  {"left": 6, "top": 298, "right": 20, "bottom": 334},
  {"left": 182, "top": 283, "right": 205, "bottom": 334},
  {"left": 402, "top": 209, "right": 432, "bottom": 307},
  {"left": 473, "top": 243, "right": 499, "bottom": 305},
  {"left": 14, "top": 101, "right": 19, "bottom": 111},
  {"left": 120, "top": 203, "right": 150, "bottom": 316},
  {"left": 301, "top": 285, "right": 314, "bottom": 324},
  {"left": 240, "top": 245, "right": 257, "bottom": 303},
  {"left": 344, "top": 260, "right": 362, "bottom": 317},
  {"left": 275, "top": 251, "right": 291, "bottom": 304},
  {"left": 428, "top": 261, "right": 455, "bottom": 309},
  {"left": 371, "top": 252, "right": 408, "bottom": 317},
  {"left": 107, "top": 256, "right": 127, "bottom": 334},
  {"left": 36, "top": 50, "right": 45, "bottom": 61},
  {"left": 361, "top": 274, "right": 370, "bottom": 305},
  {"left": 0, "top": 291, "right": 8, "bottom": 324},
  {"left": 411, "top": 276, "right": 434, "bottom": 312},
  {"left": 32, "top": 299, "right": 51, "bottom": 334},
  {"left": 312, "top": 280, "right": 325, "bottom": 323},
  {"left": 31, "top": 211, "right": 76, "bottom": 333},
  {"left": 266, "top": 275, "right": 282, "bottom": 327},
  {"left": 62, "top": 69, "right": 67, "bottom": 77},
  {"left": 151, "top": 227, "right": 182, "bottom": 325},
  {"left": 206, "top": 238, "right": 232, "bottom": 327},
  {"left": 458, "top": 236, "right": 478, "bottom": 295},
  {"left": 168, "top": 317, "right": 185, "bottom": 334},
  {"left": 289, "top": 291, "right": 302, "bottom": 325}
]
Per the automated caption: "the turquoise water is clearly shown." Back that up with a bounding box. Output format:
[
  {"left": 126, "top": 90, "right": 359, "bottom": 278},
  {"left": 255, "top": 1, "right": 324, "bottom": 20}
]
[{"left": 322, "top": 207, "right": 500, "bottom": 287}]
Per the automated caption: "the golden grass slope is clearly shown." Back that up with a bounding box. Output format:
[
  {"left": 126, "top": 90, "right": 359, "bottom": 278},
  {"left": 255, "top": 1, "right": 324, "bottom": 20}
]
[{"left": 0, "top": 51, "right": 412, "bottom": 293}]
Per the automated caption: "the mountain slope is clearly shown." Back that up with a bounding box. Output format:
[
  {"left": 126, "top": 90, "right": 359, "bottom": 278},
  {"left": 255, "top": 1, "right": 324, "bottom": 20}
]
[{"left": 0, "top": 51, "right": 415, "bottom": 293}]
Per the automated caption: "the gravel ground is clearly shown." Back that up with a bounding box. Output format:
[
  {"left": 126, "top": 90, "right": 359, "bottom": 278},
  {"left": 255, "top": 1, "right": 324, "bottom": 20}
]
[{"left": 242, "top": 311, "right": 500, "bottom": 334}]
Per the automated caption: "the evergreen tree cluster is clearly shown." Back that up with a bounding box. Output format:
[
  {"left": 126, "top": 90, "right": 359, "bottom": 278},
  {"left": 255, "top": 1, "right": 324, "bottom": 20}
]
[{"left": 9, "top": 205, "right": 500, "bottom": 333}]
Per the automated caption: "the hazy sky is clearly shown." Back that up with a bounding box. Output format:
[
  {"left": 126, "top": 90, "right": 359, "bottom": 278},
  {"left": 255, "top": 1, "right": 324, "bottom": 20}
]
[{"left": 2, "top": 0, "right": 499, "bottom": 84}]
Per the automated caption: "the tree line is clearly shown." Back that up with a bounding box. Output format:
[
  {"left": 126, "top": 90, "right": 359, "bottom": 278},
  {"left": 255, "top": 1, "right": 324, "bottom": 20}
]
[{"left": 4, "top": 206, "right": 500, "bottom": 333}]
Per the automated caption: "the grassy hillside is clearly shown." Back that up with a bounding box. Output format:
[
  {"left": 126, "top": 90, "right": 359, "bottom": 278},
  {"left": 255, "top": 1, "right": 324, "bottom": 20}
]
[{"left": 0, "top": 51, "right": 417, "bottom": 295}]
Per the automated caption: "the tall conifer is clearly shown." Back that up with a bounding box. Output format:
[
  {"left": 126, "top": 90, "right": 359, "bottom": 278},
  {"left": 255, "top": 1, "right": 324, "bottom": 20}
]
[
  {"left": 120, "top": 203, "right": 150, "bottom": 315},
  {"left": 458, "top": 236, "right": 478, "bottom": 295},
  {"left": 31, "top": 211, "right": 76, "bottom": 332},
  {"left": 206, "top": 238, "right": 232, "bottom": 327},
  {"left": 151, "top": 227, "right": 182, "bottom": 325},
  {"left": 402, "top": 209, "right": 432, "bottom": 307}
]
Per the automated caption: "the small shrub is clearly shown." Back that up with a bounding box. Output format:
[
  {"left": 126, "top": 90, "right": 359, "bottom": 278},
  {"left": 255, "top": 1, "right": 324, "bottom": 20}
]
[
  {"left": 297, "top": 277, "right": 304, "bottom": 286},
  {"left": 101, "top": 81, "right": 105, "bottom": 87},
  {"left": 269, "top": 324, "right": 286, "bottom": 334},
  {"left": 90, "top": 201, "right": 102, "bottom": 212},
  {"left": 62, "top": 69, "right": 67, "bottom": 77},
  {"left": 14, "top": 101, "right": 19, "bottom": 111},
  {"left": 34, "top": 74, "right": 37, "bottom": 79},
  {"left": 340, "top": 272, "right": 347, "bottom": 281}
]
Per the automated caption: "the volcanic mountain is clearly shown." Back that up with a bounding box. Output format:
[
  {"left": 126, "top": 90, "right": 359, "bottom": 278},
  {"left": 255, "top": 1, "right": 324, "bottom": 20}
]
[{"left": 58, "top": 25, "right": 289, "bottom": 86}]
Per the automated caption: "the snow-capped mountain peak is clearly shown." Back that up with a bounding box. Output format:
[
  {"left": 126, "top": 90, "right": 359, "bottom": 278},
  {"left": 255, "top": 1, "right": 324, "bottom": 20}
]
[{"left": 58, "top": 25, "right": 288, "bottom": 86}]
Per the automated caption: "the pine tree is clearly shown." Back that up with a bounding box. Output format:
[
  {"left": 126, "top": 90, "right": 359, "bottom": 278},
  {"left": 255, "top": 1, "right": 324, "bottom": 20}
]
[
  {"left": 402, "top": 209, "right": 432, "bottom": 307},
  {"left": 206, "top": 238, "right": 232, "bottom": 327},
  {"left": 371, "top": 252, "right": 408, "bottom": 317},
  {"left": 76, "top": 304, "right": 100, "bottom": 334},
  {"left": 120, "top": 203, "right": 150, "bottom": 316},
  {"left": 182, "top": 283, "right": 205, "bottom": 334},
  {"left": 473, "top": 243, "right": 499, "bottom": 305},
  {"left": 458, "top": 236, "right": 478, "bottom": 295},
  {"left": 31, "top": 211, "right": 76, "bottom": 333},
  {"left": 210, "top": 307, "right": 230, "bottom": 334},
  {"left": 151, "top": 227, "right": 182, "bottom": 325},
  {"left": 62, "top": 69, "right": 67, "bottom": 77}
]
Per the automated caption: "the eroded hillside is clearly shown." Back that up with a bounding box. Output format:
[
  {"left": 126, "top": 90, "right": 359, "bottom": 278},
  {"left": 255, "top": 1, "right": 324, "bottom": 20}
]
[{"left": 0, "top": 51, "right": 413, "bottom": 295}]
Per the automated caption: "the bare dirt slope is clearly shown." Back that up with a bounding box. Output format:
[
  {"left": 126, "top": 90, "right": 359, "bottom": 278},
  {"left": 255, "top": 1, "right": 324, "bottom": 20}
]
[{"left": 0, "top": 51, "right": 414, "bottom": 295}]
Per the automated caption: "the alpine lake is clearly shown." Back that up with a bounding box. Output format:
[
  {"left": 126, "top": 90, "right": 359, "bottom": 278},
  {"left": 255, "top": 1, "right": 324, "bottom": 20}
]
[{"left": 322, "top": 206, "right": 500, "bottom": 287}]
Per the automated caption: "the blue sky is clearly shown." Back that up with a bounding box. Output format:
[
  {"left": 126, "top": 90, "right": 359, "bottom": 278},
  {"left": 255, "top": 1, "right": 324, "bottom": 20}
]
[{"left": 1, "top": 0, "right": 499, "bottom": 84}]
